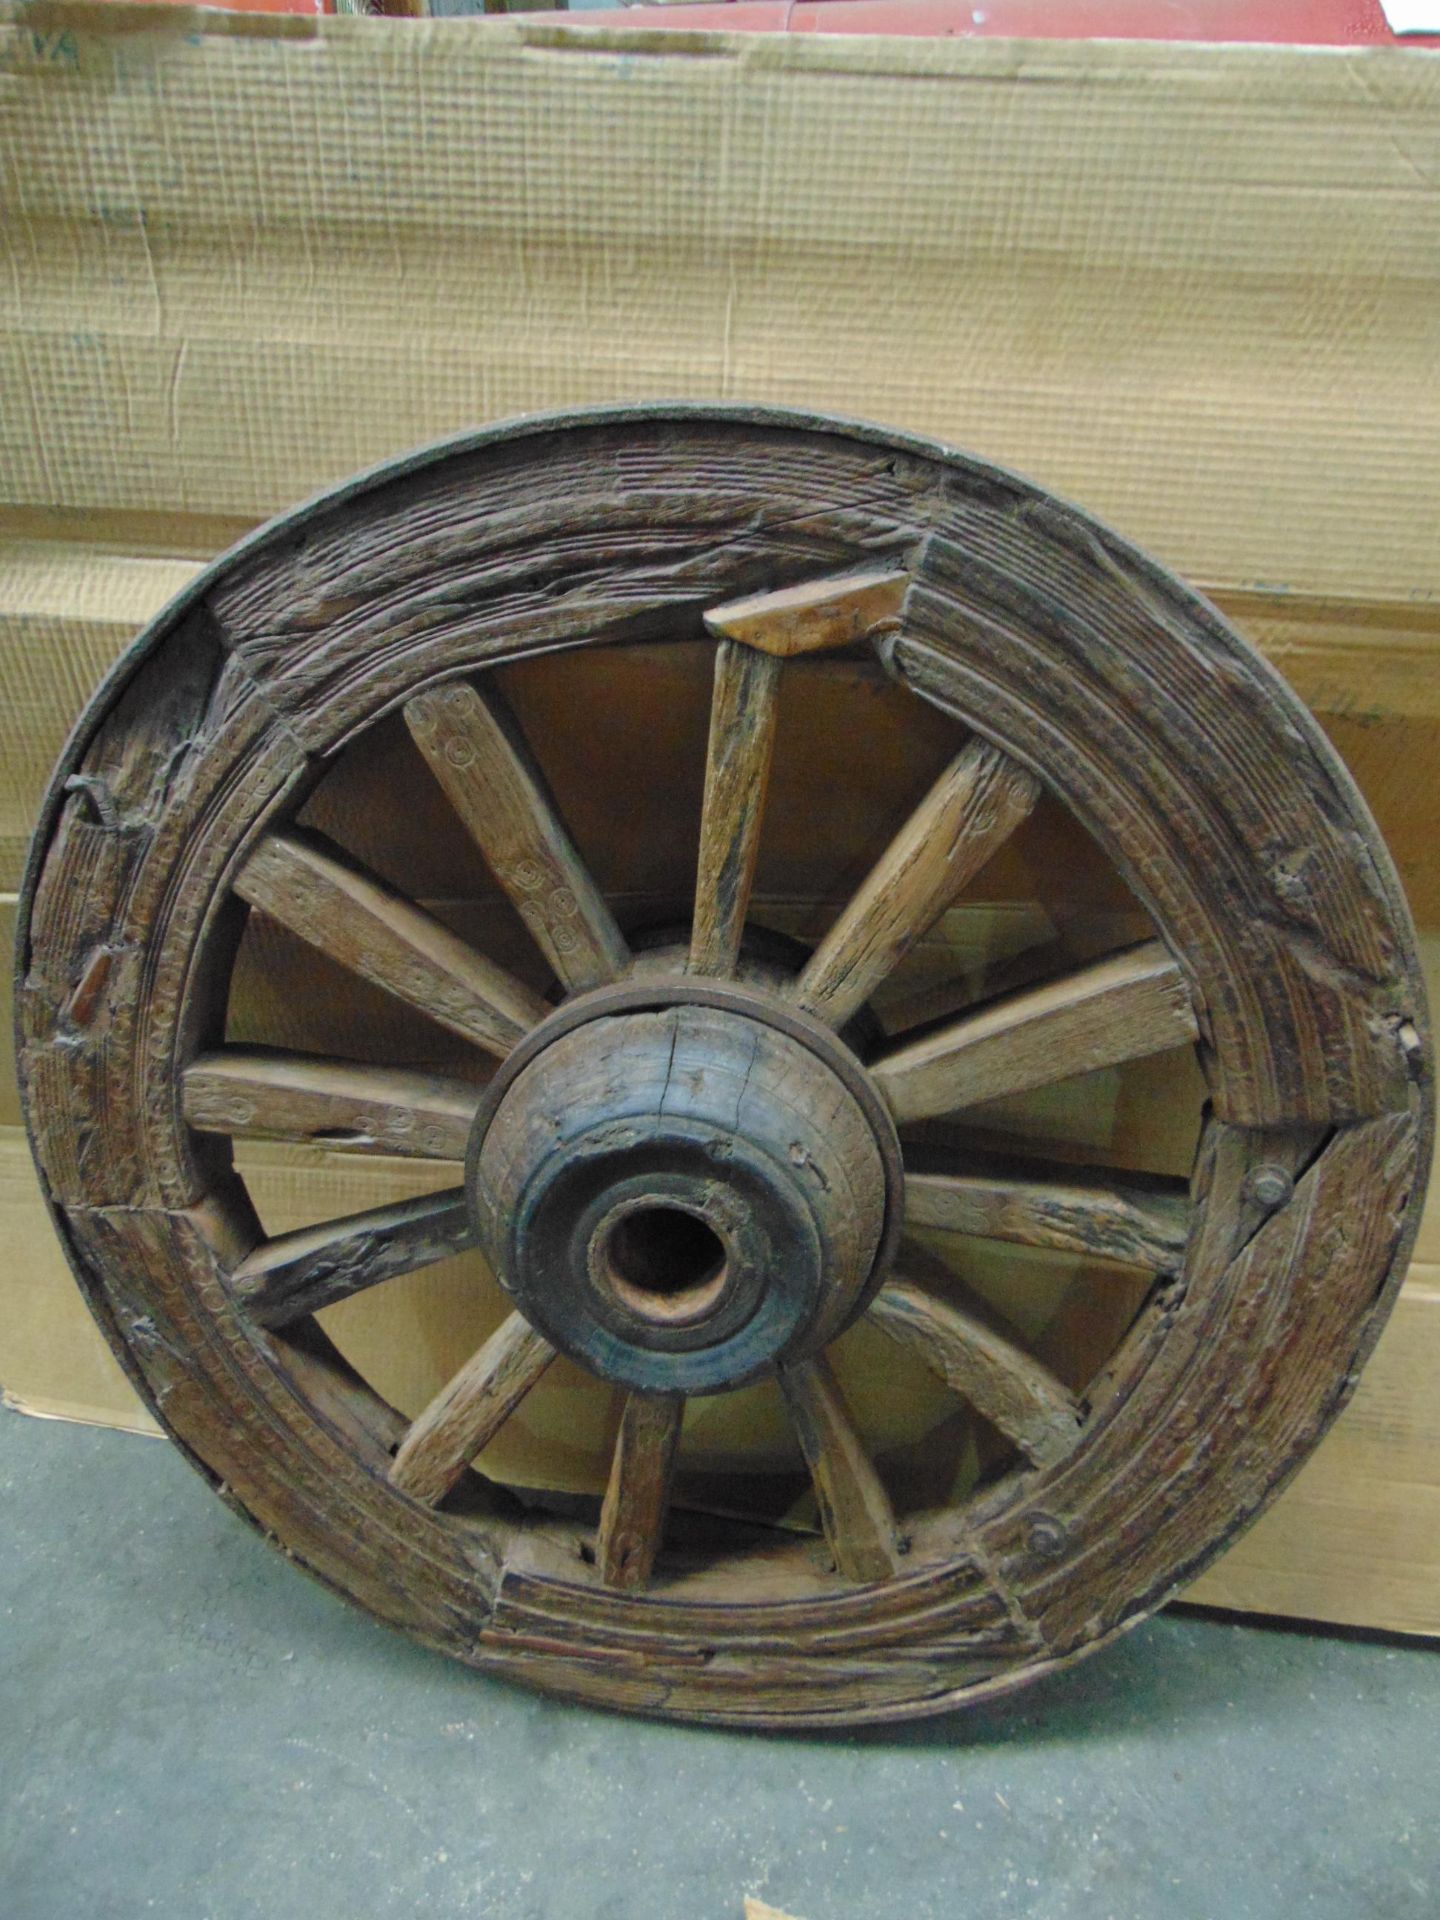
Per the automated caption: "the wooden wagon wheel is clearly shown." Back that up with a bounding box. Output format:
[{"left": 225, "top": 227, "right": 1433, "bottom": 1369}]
[{"left": 18, "top": 407, "right": 1430, "bottom": 1727}]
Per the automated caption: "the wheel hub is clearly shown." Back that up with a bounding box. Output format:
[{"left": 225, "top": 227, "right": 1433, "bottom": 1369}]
[{"left": 467, "top": 995, "right": 896, "bottom": 1394}]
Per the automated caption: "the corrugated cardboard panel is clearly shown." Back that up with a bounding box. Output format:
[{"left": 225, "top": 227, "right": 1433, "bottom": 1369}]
[
  {"left": 0, "top": 898, "right": 15, "bottom": 1129},
  {"left": 2, "top": 11, "right": 1438, "bottom": 606},
  {"left": 2, "top": 5, "right": 1437, "bottom": 1635},
  {"left": 1185, "top": 1276, "right": 1440, "bottom": 1637},
  {"left": 0, "top": 546, "right": 202, "bottom": 886},
  {"left": 0, "top": 1126, "right": 159, "bottom": 1434},
  {"left": 1320, "top": 713, "right": 1440, "bottom": 930}
]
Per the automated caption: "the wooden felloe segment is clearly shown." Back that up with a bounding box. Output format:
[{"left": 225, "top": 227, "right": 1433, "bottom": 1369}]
[
  {"left": 778, "top": 1355, "right": 903, "bottom": 1583},
  {"left": 703, "top": 569, "right": 910, "bottom": 659},
  {"left": 872, "top": 941, "right": 1201, "bottom": 1123},
  {"left": 1014, "top": 1114, "right": 1419, "bottom": 1655},
  {"left": 235, "top": 830, "right": 546, "bottom": 1057},
  {"left": 56, "top": 1200, "right": 490, "bottom": 1645},
  {"left": 689, "top": 640, "right": 783, "bottom": 977},
  {"left": 404, "top": 681, "right": 629, "bottom": 994},
  {"left": 181, "top": 1050, "right": 481, "bottom": 1159},
  {"left": 869, "top": 1279, "right": 1083, "bottom": 1468},
  {"left": 232, "top": 1190, "right": 474, "bottom": 1328},
  {"left": 794, "top": 741, "right": 1040, "bottom": 1028},
  {"left": 388, "top": 1312, "right": 558, "bottom": 1506},
  {"left": 596, "top": 1392, "right": 685, "bottom": 1591},
  {"left": 903, "top": 1152, "right": 1192, "bottom": 1272}
]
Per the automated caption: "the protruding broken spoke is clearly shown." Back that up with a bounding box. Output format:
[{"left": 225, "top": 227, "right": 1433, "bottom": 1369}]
[
  {"left": 872, "top": 941, "right": 1200, "bottom": 1124},
  {"left": 704, "top": 567, "right": 909, "bottom": 659},
  {"left": 233, "top": 1189, "right": 474, "bottom": 1328},
  {"left": 777, "top": 1354, "right": 901, "bottom": 1583},
  {"left": 182, "top": 1050, "right": 480, "bottom": 1158},
  {"left": 596, "top": 1392, "right": 685, "bottom": 1590},
  {"left": 388, "top": 1311, "right": 557, "bottom": 1506},
  {"left": 689, "top": 641, "right": 782, "bottom": 977},
  {"left": 793, "top": 742, "right": 1040, "bottom": 1029},
  {"left": 235, "top": 828, "right": 546, "bottom": 1058},
  {"left": 905, "top": 1148, "right": 1191, "bottom": 1273},
  {"left": 404, "top": 681, "right": 629, "bottom": 993},
  {"left": 869, "top": 1279, "right": 1081, "bottom": 1468}
]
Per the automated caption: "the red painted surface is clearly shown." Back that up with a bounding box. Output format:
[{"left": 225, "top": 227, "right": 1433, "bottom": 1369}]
[
  {"left": 531, "top": 0, "right": 1438, "bottom": 47},
  {"left": 107, "top": 0, "right": 329, "bottom": 11},
  {"left": 87, "top": 0, "right": 1440, "bottom": 45}
]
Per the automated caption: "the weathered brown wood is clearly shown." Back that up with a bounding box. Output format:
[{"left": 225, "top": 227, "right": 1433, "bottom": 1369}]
[
  {"left": 18, "top": 409, "right": 1428, "bottom": 1728},
  {"left": 389, "top": 1312, "right": 557, "bottom": 1506},
  {"left": 778, "top": 1354, "right": 902, "bottom": 1583},
  {"left": 872, "top": 941, "right": 1200, "bottom": 1124},
  {"left": 488, "top": 1525, "right": 1019, "bottom": 1654},
  {"left": 703, "top": 569, "right": 909, "bottom": 659},
  {"left": 59, "top": 1199, "right": 496, "bottom": 1640},
  {"left": 793, "top": 740, "right": 1040, "bottom": 1028},
  {"left": 404, "top": 679, "right": 628, "bottom": 993},
  {"left": 469, "top": 999, "right": 892, "bottom": 1387},
  {"left": 869, "top": 1278, "right": 1083, "bottom": 1468},
  {"left": 182, "top": 1050, "right": 479, "bottom": 1158},
  {"left": 688, "top": 640, "right": 782, "bottom": 977},
  {"left": 235, "top": 829, "right": 545, "bottom": 1057},
  {"left": 904, "top": 1150, "right": 1191, "bottom": 1272},
  {"left": 596, "top": 1392, "right": 685, "bottom": 1590},
  {"left": 232, "top": 1189, "right": 474, "bottom": 1327},
  {"left": 1018, "top": 1115, "right": 1419, "bottom": 1652}
]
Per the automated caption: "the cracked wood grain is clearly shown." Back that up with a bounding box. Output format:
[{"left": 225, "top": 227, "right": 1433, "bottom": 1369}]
[
  {"left": 872, "top": 941, "right": 1200, "bottom": 1124},
  {"left": 778, "top": 1354, "right": 902, "bottom": 1584},
  {"left": 182, "top": 1050, "right": 480, "bottom": 1158},
  {"left": 904, "top": 1148, "right": 1191, "bottom": 1272},
  {"left": 389, "top": 1312, "right": 557, "bottom": 1507},
  {"left": 235, "top": 828, "right": 545, "bottom": 1058},
  {"left": 793, "top": 739, "right": 1039, "bottom": 1029},
  {"left": 232, "top": 1189, "right": 475, "bottom": 1327},
  {"left": 689, "top": 640, "right": 782, "bottom": 978},
  {"left": 404, "top": 679, "right": 628, "bottom": 993},
  {"left": 596, "top": 1392, "right": 685, "bottom": 1591}
]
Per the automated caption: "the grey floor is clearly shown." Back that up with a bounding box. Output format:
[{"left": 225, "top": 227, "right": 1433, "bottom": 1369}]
[{"left": 2, "top": 1407, "right": 1436, "bottom": 1920}]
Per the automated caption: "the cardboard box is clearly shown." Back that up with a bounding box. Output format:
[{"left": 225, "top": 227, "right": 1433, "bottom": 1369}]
[{"left": 2, "top": 4, "right": 1437, "bottom": 1632}]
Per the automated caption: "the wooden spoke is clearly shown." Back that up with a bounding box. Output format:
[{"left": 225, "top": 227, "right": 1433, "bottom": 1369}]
[
  {"left": 232, "top": 1190, "right": 474, "bottom": 1329},
  {"left": 596, "top": 1392, "right": 685, "bottom": 1590},
  {"left": 182, "top": 1049, "right": 479, "bottom": 1158},
  {"left": 689, "top": 641, "right": 782, "bottom": 976},
  {"left": 905, "top": 1148, "right": 1191, "bottom": 1273},
  {"left": 777, "top": 1354, "right": 901, "bottom": 1583},
  {"left": 703, "top": 568, "right": 909, "bottom": 658},
  {"left": 872, "top": 940, "right": 1200, "bottom": 1124},
  {"left": 388, "top": 1312, "right": 557, "bottom": 1506},
  {"left": 793, "top": 742, "right": 1040, "bottom": 1029},
  {"left": 404, "top": 681, "right": 628, "bottom": 993},
  {"left": 234, "top": 828, "right": 545, "bottom": 1058},
  {"left": 869, "top": 1279, "right": 1082, "bottom": 1468}
]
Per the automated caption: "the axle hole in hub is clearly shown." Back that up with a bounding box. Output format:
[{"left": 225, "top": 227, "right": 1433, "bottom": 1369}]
[{"left": 599, "top": 1205, "right": 730, "bottom": 1326}]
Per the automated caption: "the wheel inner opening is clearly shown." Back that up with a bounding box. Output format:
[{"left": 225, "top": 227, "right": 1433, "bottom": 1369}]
[{"left": 599, "top": 1205, "right": 730, "bottom": 1325}]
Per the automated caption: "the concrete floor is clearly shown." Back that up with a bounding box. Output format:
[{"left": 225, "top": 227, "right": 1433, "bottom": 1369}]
[{"left": 2, "top": 1407, "right": 1436, "bottom": 1920}]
